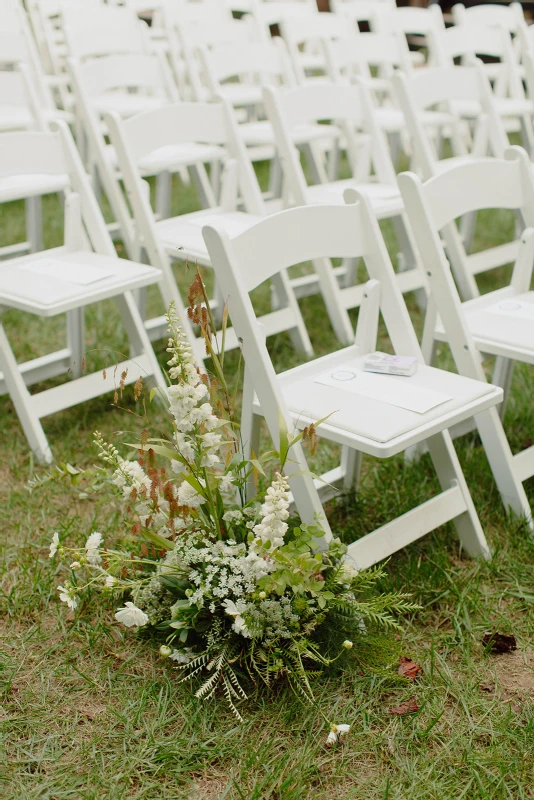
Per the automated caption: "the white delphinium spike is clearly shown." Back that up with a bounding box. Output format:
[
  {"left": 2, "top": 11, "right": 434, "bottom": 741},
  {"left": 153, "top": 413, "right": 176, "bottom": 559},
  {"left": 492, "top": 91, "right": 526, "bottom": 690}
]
[
  {"left": 114, "top": 602, "right": 149, "bottom": 628},
  {"left": 326, "top": 724, "right": 350, "bottom": 746},
  {"left": 165, "top": 307, "right": 224, "bottom": 467},
  {"left": 112, "top": 458, "right": 152, "bottom": 500},
  {"left": 57, "top": 585, "right": 78, "bottom": 610},
  {"left": 253, "top": 473, "right": 290, "bottom": 550},
  {"left": 49, "top": 532, "right": 60, "bottom": 558},
  {"left": 84, "top": 531, "right": 103, "bottom": 565}
]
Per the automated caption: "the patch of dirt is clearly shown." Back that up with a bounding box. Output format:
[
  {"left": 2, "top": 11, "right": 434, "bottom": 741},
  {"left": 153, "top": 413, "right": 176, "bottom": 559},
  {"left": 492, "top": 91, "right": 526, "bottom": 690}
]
[
  {"left": 75, "top": 700, "right": 108, "bottom": 721},
  {"left": 484, "top": 647, "right": 534, "bottom": 703},
  {"left": 188, "top": 777, "right": 229, "bottom": 800}
]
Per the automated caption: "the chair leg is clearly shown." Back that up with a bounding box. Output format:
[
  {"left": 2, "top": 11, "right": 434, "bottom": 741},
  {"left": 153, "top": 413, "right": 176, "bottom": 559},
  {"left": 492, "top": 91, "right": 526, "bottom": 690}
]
[
  {"left": 491, "top": 356, "right": 514, "bottom": 422},
  {"left": 156, "top": 171, "right": 172, "bottom": 220},
  {"left": 341, "top": 446, "right": 363, "bottom": 492},
  {"left": 270, "top": 271, "right": 314, "bottom": 357},
  {"left": 0, "top": 323, "right": 52, "bottom": 464},
  {"left": 66, "top": 308, "right": 85, "bottom": 379},
  {"left": 426, "top": 429, "right": 491, "bottom": 559},
  {"left": 312, "top": 256, "right": 354, "bottom": 345},
  {"left": 25, "top": 196, "right": 43, "bottom": 253},
  {"left": 475, "top": 407, "right": 533, "bottom": 530}
]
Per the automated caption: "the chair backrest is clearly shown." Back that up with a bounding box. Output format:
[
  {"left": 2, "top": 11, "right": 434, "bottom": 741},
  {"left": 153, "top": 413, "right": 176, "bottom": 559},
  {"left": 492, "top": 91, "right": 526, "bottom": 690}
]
[
  {"left": 247, "top": 0, "right": 318, "bottom": 30},
  {"left": 392, "top": 65, "right": 509, "bottom": 179},
  {"left": 160, "top": 0, "right": 232, "bottom": 26},
  {"left": 331, "top": 0, "right": 394, "bottom": 27},
  {"left": 279, "top": 12, "right": 350, "bottom": 83},
  {"left": 264, "top": 80, "right": 397, "bottom": 204},
  {"left": 0, "top": 66, "right": 46, "bottom": 132},
  {"left": 430, "top": 23, "right": 514, "bottom": 67},
  {"left": 452, "top": 2, "right": 525, "bottom": 34},
  {"left": 199, "top": 38, "right": 295, "bottom": 99},
  {"left": 398, "top": 146, "right": 534, "bottom": 380},
  {"left": 0, "top": 121, "right": 114, "bottom": 256},
  {"left": 106, "top": 100, "right": 265, "bottom": 230},
  {"left": 324, "top": 30, "right": 412, "bottom": 84},
  {"left": 68, "top": 52, "right": 178, "bottom": 104},
  {"left": 375, "top": 4, "right": 445, "bottom": 36},
  {"left": 64, "top": 15, "right": 150, "bottom": 61}
]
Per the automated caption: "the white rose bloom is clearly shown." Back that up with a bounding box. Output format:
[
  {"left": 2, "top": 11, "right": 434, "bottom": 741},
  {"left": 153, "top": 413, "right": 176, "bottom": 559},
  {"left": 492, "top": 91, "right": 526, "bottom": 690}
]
[
  {"left": 114, "top": 602, "right": 149, "bottom": 628},
  {"left": 85, "top": 531, "right": 103, "bottom": 565},
  {"left": 49, "top": 532, "right": 60, "bottom": 558}
]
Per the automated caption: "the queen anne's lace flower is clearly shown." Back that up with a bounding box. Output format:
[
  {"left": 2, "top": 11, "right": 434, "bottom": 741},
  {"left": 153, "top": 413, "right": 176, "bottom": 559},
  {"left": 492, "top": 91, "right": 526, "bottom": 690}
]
[
  {"left": 85, "top": 532, "right": 103, "bottom": 565},
  {"left": 115, "top": 602, "right": 149, "bottom": 628},
  {"left": 49, "top": 532, "right": 59, "bottom": 559},
  {"left": 253, "top": 473, "right": 290, "bottom": 550}
]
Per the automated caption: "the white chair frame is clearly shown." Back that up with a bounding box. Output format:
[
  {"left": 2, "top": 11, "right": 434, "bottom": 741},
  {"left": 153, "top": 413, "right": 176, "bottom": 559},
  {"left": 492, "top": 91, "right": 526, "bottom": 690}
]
[
  {"left": 399, "top": 147, "right": 534, "bottom": 529},
  {"left": 0, "top": 122, "right": 165, "bottom": 463},
  {"left": 203, "top": 197, "right": 503, "bottom": 568}
]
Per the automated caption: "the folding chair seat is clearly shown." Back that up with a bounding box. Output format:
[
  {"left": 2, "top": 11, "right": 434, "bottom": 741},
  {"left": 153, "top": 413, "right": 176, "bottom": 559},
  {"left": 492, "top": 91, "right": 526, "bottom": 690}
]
[
  {"left": 106, "top": 100, "right": 313, "bottom": 363},
  {"left": 400, "top": 147, "right": 534, "bottom": 529},
  {"left": 202, "top": 198, "right": 503, "bottom": 568},
  {"left": 264, "top": 80, "right": 426, "bottom": 345},
  {"left": 0, "top": 123, "right": 165, "bottom": 464}
]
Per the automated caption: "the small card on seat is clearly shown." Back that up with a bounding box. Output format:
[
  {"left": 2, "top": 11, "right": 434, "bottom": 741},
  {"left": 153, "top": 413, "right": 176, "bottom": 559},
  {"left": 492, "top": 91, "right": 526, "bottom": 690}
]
[
  {"left": 315, "top": 362, "right": 451, "bottom": 414},
  {"left": 19, "top": 258, "right": 114, "bottom": 286}
]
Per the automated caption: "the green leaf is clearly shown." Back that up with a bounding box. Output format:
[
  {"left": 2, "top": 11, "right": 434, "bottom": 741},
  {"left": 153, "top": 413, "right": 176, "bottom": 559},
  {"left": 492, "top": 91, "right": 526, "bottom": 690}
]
[
  {"left": 278, "top": 408, "right": 290, "bottom": 467},
  {"left": 141, "top": 530, "right": 174, "bottom": 551}
]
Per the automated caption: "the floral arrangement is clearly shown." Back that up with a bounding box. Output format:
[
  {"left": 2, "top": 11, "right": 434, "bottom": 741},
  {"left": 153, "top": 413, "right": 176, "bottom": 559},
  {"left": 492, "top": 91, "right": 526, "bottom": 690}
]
[{"left": 48, "top": 290, "right": 416, "bottom": 741}]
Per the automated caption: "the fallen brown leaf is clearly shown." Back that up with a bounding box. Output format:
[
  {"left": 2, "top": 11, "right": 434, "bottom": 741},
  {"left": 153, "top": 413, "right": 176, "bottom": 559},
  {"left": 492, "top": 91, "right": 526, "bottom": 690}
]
[
  {"left": 398, "top": 656, "right": 422, "bottom": 681},
  {"left": 389, "top": 698, "right": 420, "bottom": 716},
  {"left": 480, "top": 683, "right": 495, "bottom": 693},
  {"left": 482, "top": 632, "right": 517, "bottom": 654}
]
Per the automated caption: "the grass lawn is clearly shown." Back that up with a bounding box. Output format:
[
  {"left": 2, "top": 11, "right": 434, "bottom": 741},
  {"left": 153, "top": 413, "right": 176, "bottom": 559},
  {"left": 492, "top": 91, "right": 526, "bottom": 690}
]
[{"left": 1, "top": 163, "right": 534, "bottom": 800}]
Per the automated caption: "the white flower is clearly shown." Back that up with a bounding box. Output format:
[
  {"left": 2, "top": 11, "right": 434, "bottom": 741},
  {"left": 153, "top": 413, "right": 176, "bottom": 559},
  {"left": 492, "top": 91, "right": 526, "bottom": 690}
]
[
  {"left": 70, "top": 561, "right": 81, "bottom": 570},
  {"left": 105, "top": 575, "right": 117, "bottom": 588},
  {"left": 223, "top": 598, "right": 250, "bottom": 637},
  {"left": 49, "top": 532, "right": 59, "bottom": 558},
  {"left": 85, "top": 532, "right": 103, "bottom": 565},
  {"left": 342, "top": 640, "right": 353, "bottom": 649},
  {"left": 218, "top": 472, "right": 235, "bottom": 496},
  {"left": 159, "top": 645, "right": 173, "bottom": 658},
  {"left": 253, "top": 473, "right": 290, "bottom": 549},
  {"left": 115, "top": 602, "right": 149, "bottom": 628},
  {"left": 326, "top": 723, "right": 350, "bottom": 746},
  {"left": 223, "top": 509, "right": 243, "bottom": 524},
  {"left": 57, "top": 585, "right": 78, "bottom": 610},
  {"left": 177, "top": 480, "right": 206, "bottom": 509},
  {"left": 112, "top": 459, "right": 152, "bottom": 500}
]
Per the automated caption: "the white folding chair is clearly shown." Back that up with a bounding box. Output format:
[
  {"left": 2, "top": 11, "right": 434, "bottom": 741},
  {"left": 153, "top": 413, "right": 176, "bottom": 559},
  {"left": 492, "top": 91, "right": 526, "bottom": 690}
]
[
  {"left": 279, "top": 11, "right": 350, "bottom": 85},
  {"left": 399, "top": 147, "right": 534, "bottom": 528},
  {"left": 264, "top": 80, "right": 426, "bottom": 344},
  {"left": 373, "top": 5, "right": 446, "bottom": 68},
  {"left": 430, "top": 23, "right": 534, "bottom": 152},
  {"left": 0, "top": 7, "right": 72, "bottom": 126},
  {"left": 246, "top": 0, "right": 319, "bottom": 44},
  {"left": 203, "top": 198, "right": 503, "bottom": 568},
  {"left": 167, "top": 15, "right": 255, "bottom": 102},
  {"left": 106, "top": 100, "right": 313, "bottom": 362},
  {"left": 0, "top": 123, "right": 165, "bottom": 464},
  {"left": 393, "top": 64, "right": 523, "bottom": 301},
  {"left": 67, "top": 52, "right": 180, "bottom": 252}
]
